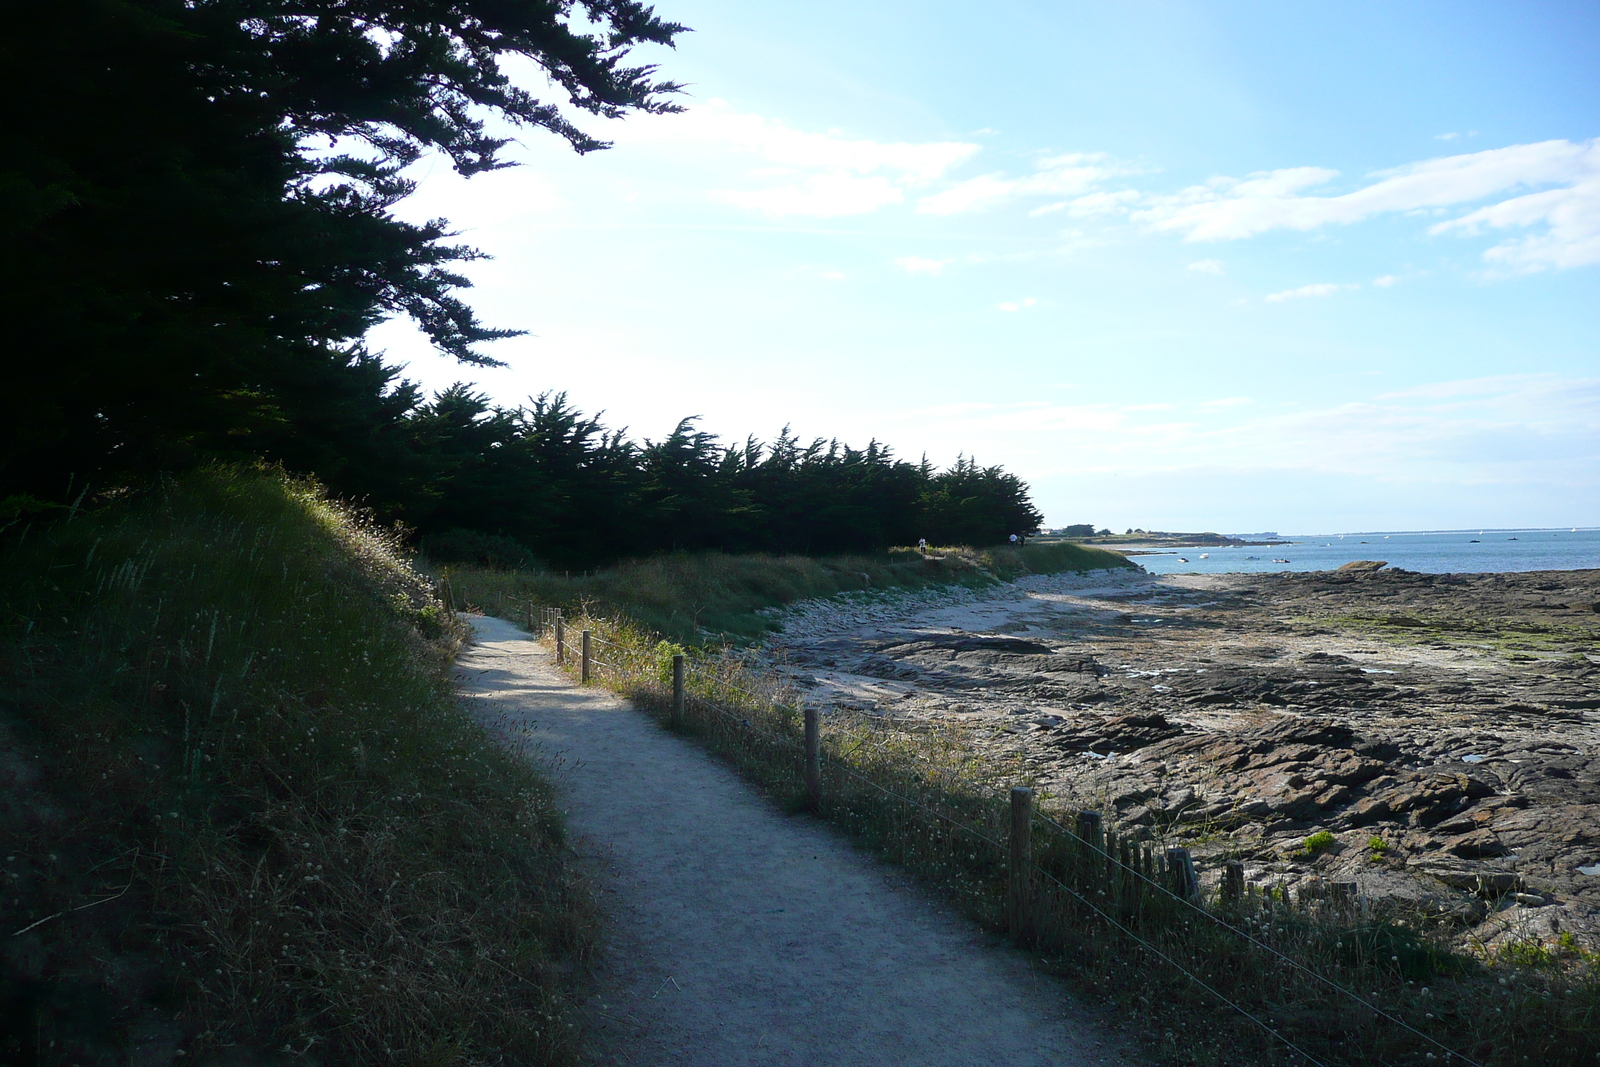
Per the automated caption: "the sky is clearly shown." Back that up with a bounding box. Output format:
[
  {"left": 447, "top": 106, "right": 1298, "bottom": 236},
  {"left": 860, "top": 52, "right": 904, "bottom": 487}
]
[{"left": 367, "top": 0, "right": 1600, "bottom": 534}]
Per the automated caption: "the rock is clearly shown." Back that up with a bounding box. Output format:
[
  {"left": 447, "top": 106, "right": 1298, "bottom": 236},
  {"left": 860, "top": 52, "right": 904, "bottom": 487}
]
[
  {"left": 1336, "top": 560, "right": 1388, "bottom": 572},
  {"left": 1443, "top": 828, "right": 1511, "bottom": 858},
  {"left": 1048, "top": 712, "right": 1186, "bottom": 754}
]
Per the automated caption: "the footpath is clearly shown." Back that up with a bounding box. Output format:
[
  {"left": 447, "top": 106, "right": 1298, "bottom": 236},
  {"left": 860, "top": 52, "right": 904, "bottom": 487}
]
[{"left": 456, "top": 614, "right": 1136, "bottom": 1067}]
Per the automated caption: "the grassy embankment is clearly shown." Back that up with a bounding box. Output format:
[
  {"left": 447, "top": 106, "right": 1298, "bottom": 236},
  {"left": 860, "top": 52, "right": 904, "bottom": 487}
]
[
  {"left": 442, "top": 540, "right": 1135, "bottom": 645},
  {"left": 462, "top": 555, "right": 1596, "bottom": 1067},
  {"left": 0, "top": 469, "right": 591, "bottom": 1065}
]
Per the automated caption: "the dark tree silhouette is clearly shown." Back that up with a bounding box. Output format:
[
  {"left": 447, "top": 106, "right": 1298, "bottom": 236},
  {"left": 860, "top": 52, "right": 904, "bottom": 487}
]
[{"left": 0, "top": 0, "right": 685, "bottom": 501}]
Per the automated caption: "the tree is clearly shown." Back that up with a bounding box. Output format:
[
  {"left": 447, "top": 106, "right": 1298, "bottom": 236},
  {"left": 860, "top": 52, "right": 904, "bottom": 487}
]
[{"left": 0, "top": 0, "right": 686, "bottom": 501}]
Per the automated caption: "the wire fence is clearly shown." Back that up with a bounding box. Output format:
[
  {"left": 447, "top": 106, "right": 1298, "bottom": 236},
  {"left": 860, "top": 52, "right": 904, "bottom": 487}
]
[{"left": 486, "top": 596, "right": 1591, "bottom": 1067}]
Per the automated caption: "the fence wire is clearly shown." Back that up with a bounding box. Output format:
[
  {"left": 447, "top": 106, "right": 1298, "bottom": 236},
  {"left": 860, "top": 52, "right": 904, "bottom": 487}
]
[{"left": 513, "top": 603, "right": 1493, "bottom": 1067}]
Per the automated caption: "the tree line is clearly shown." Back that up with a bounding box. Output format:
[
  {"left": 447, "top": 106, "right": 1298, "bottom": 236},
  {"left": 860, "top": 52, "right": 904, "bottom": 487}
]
[
  {"left": 312, "top": 385, "right": 1041, "bottom": 569},
  {"left": 0, "top": 1, "right": 1043, "bottom": 565}
]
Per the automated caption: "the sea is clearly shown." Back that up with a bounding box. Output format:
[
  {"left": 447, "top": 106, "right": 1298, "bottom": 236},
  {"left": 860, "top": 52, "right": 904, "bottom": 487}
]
[{"left": 1130, "top": 527, "right": 1600, "bottom": 576}]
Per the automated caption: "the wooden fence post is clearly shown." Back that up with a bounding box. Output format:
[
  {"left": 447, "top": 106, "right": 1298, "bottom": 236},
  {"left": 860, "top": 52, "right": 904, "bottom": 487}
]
[
  {"left": 1076, "top": 810, "right": 1104, "bottom": 887},
  {"left": 803, "top": 706, "right": 821, "bottom": 811},
  {"left": 671, "top": 654, "right": 685, "bottom": 726},
  {"left": 1166, "top": 847, "right": 1199, "bottom": 902},
  {"left": 1009, "top": 787, "right": 1034, "bottom": 942},
  {"left": 555, "top": 617, "right": 565, "bottom": 664},
  {"left": 581, "top": 630, "right": 592, "bottom": 684},
  {"left": 1223, "top": 859, "right": 1245, "bottom": 905}
]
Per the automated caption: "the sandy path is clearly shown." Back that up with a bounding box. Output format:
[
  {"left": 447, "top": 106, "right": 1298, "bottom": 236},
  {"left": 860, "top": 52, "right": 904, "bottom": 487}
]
[{"left": 456, "top": 615, "right": 1133, "bottom": 1067}]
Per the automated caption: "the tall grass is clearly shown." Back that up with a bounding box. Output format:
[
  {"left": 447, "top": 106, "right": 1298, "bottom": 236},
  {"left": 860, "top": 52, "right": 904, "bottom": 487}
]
[
  {"left": 0, "top": 469, "right": 592, "bottom": 1065},
  {"left": 441, "top": 540, "right": 1134, "bottom": 644},
  {"left": 526, "top": 607, "right": 1600, "bottom": 1067}
]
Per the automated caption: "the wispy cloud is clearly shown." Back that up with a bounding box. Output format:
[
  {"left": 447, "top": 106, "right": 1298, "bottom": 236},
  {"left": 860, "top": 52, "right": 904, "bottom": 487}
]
[
  {"left": 1373, "top": 274, "right": 1399, "bottom": 287},
  {"left": 1187, "top": 259, "right": 1225, "bottom": 275},
  {"left": 1129, "top": 139, "right": 1600, "bottom": 270},
  {"left": 916, "top": 154, "right": 1143, "bottom": 216},
  {"left": 621, "top": 102, "right": 1599, "bottom": 270},
  {"left": 1264, "top": 282, "right": 1348, "bottom": 302},
  {"left": 895, "top": 255, "right": 954, "bottom": 275},
  {"left": 630, "top": 99, "right": 979, "bottom": 219},
  {"left": 998, "top": 297, "right": 1037, "bottom": 312}
]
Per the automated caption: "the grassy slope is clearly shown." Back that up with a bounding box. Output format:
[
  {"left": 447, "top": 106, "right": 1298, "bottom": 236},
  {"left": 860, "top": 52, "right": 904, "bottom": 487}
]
[
  {"left": 0, "top": 469, "right": 591, "bottom": 1065},
  {"left": 443, "top": 541, "right": 1135, "bottom": 644}
]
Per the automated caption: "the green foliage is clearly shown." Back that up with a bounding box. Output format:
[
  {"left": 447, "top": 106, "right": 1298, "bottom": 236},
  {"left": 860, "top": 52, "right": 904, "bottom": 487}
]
[
  {"left": 652, "top": 639, "right": 689, "bottom": 685},
  {"left": 1, "top": 0, "right": 685, "bottom": 500},
  {"left": 0, "top": 468, "right": 591, "bottom": 1063},
  {"left": 399, "top": 394, "right": 1047, "bottom": 569},
  {"left": 1302, "top": 830, "right": 1338, "bottom": 855},
  {"left": 1369, "top": 835, "right": 1390, "bottom": 854}
]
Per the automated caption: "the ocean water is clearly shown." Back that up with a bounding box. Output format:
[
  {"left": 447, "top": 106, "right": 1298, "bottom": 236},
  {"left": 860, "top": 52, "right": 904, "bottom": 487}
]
[{"left": 1131, "top": 527, "right": 1600, "bottom": 576}]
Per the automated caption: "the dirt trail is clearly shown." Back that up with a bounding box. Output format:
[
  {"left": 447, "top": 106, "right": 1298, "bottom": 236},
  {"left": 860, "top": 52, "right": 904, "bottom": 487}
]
[{"left": 456, "top": 614, "right": 1132, "bottom": 1067}]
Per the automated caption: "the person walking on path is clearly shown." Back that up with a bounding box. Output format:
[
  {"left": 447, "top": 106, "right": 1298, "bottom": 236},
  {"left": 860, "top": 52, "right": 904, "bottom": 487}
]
[{"left": 456, "top": 614, "right": 1133, "bottom": 1067}]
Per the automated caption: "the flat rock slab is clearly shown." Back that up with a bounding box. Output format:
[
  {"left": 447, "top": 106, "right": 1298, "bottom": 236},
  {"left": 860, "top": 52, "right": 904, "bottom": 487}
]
[{"left": 457, "top": 615, "right": 1129, "bottom": 1067}]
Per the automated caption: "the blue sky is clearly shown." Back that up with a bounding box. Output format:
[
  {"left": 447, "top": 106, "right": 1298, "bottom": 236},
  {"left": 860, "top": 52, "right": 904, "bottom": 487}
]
[{"left": 368, "top": 0, "right": 1600, "bottom": 533}]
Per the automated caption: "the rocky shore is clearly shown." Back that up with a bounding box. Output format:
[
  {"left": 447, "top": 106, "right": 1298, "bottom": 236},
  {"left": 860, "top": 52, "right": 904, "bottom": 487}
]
[{"left": 763, "top": 565, "right": 1600, "bottom": 946}]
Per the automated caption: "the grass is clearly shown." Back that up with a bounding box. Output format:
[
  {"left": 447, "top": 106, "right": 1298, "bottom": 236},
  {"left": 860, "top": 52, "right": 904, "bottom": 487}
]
[
  {"left": 514, "top": 604, "right": 1600, "bottom": 1067},
  {"left": 1301, "top": 830, "right": 1338, "bottom": 856},
  {"left": 0, "top": 468, "right": 593, "bottom": 1065},
  {"left": 439, "top": 540, "right": 1135, "bottom": 645}
]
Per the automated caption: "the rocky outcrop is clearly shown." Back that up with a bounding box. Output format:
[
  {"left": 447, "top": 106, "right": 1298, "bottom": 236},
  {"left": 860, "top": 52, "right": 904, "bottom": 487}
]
[{"left": 771, "top": 565, "right": 1600, "bottom": 942}]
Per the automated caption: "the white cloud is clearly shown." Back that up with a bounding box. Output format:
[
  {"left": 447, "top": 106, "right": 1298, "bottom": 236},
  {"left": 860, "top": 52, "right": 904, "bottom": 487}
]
[
  {"left": 1199, "top": 396, "right": 1251, "bottom": 409},
  {"left": 917, "top": 154, "right": 1142, "bottom": 216},
  {"left": 1129, "top": 139, "right": 1600, "bottom": 270},
  {"left": 895, "top": 255, "right": 955, "bottom": 275},
  {"left": 623, "top": 99, "right": 979, "bottom": 219},
  {"left": 1187, "top": 259, "right": 1225, "bottom": 275},
  {"left": 1436, "top": 132, "right": 1460, "bottom": 141},
  {"left": 1373, "top": 274, "right": 1398, "bottom": 287},
  {"left": 713, "top": 173, "right": 905, "bottom": 218},
  {"left": 998, "top": 297, "right": 1038, "bottom": 312},
  {"left": 636, "top": 99, "right": 978, "bottom": 180},
  {"left": 1264, "top": 283, "right": 1345, "bottom": 302}
]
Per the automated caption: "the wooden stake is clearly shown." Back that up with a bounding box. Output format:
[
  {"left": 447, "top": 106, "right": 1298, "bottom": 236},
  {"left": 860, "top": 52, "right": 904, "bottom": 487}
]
[
  {"left": 803, "top": 706, "right": 821, "bottom": 810},
  {"left": 555, "top": 617, "right": 565, "bottom": 664},
  {"left": 1009, "top": 787, "right": 1034, "bottom": 942},
  {"left": 1076, "top": 810, "right": 1104, "bottom": 887},
  {"left": 671, "top": 654, "right": 685, "bottom": 726},
  {"left": 1224, "top": 859, "right": 1245, "bottom": 904},
  {"left": 1166, "top": 847, "right": 1199, "bottom": 902},
  {"left": 581, "top": 629, "right": 592, "bottom": 684}
]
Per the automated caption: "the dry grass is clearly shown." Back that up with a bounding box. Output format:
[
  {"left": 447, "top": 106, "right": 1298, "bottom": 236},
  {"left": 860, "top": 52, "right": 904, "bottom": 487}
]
[
  {"left": 0, "top": 468, "right": 593, "bottom": 1064},
  {"left": 518, "top": 606, "right": 1600, "bottom": 1067},
  {"left": 441, "top": 540, "right": 1133, "bottom": 645}
]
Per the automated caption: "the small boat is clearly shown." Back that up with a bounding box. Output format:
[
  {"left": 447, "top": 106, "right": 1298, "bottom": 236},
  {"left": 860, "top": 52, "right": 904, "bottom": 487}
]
[
  {"left": 1176, "top": 557, "right": 1189, "bottom": 563},
  {"left": 1199, "top": 553, "right": 1209, "bottom": 559},
  {"left": 1468, "top": 539, "right": 1479, "bottom": 543},
  {"left": 1508, "top": 537, "right": 1518, "bottom": 541},
  {"left": 1272, "top": 558, "right": 1290, "bottom": 563}
]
